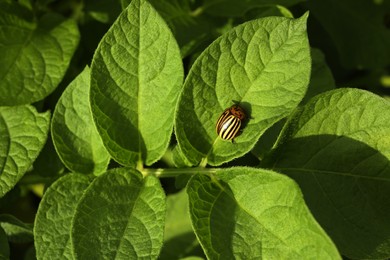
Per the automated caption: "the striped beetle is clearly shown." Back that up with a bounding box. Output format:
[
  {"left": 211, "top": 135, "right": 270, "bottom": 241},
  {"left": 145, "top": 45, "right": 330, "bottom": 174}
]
[{"left": 216, "top": 104, "right": 246, "bottom": 141}]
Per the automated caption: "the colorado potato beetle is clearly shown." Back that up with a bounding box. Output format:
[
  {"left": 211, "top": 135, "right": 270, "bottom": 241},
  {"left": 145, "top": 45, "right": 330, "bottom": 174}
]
[{"left": 216, "top": 105, "right": 246, "bottom": 141}]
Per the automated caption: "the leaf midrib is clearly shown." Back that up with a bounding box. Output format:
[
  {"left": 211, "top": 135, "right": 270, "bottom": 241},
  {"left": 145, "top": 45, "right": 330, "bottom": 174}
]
[
  {"left": 113, "top": 181, "right": 143, "bottom": 259},
  {"left": 0, "top": 112, "right": 12, "bottom": 177},
  {"left": 137, "top": 0, "right": 142, "bottom": 164}
]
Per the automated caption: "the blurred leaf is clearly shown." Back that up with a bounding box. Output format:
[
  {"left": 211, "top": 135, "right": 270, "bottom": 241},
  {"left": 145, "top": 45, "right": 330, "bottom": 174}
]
[
  {"left": 36, "top": 0, "right": 57, "bottom": 7},
  {"left": 148, "top": 0, "right": 220, "bottom": 57},
  {"left": 84, "top": 0, "right": 122, "bottom": 23},
  {"left": 0, "top": 214, "right": 33, "bottom": 243},
  {"left": 90, "top": 0, "right": 183, "bottom": 167},
  {"left": 263, "top": 88, "right": 390, "bottom": 259},
  {"left": 52, "top": 66, "right": 110, "bottom": 175},
  {"left": 120, "top": 0, "right": 131, "bottom": 9},
  {"left": 160, "top": 189, "right": 201, "bottom": 259},
  {"left": 0, "top": 227, "right": 9, "bottom": 260},
  {"left": 308, "top": 0, "right": 390, "bottom": 69},
  {"left": 0, "top": 1, "right": 80, "bottom": 105},
  {"left": 239, "top": 4, "right": 294, "bottom": 21},
  {"left": 175, "top": 14, "right": 310, "bottom": 166},
  {"left": 34, "top": 173, "right": 90, "bottom": 260},
  {"left": 18, "top": 0, "right": 33, "bottom": 10},
  {"left": 0, "top": 106, "right": 50, "bottom": 197},
  {"left": 187, "top": 168, "right": 341, "bottom": 259},
  {"left": 23, "top": 245, "right": 36, "bottom": 260},
  {"left": 72, "top": 168, "right": 166, "bottom": 259}
]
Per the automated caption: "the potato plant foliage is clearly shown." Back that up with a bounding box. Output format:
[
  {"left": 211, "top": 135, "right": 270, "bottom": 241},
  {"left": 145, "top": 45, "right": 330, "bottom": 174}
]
[{"left": 0, "top": 0, "right": 389, "bottom": 259}]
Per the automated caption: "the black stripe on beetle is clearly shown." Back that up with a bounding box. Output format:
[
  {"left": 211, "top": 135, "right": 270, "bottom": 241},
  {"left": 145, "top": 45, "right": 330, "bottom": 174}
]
[{"left": 216, "top": 105, "right": 246, "bottom": 141}]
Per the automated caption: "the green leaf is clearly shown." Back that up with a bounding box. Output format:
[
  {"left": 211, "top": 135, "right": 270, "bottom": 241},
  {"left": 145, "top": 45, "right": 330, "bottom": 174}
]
[
  {"left": 0, "top": 214, "right": 33, "bottom": 243},
  {"left": 71, "top": 168, "right": 166, "bottom": 259},
  {"left": 0, "top": 227, "right": 9, "bottom": 260},
  {"left": 52, "top": 66, "right": 110, "bottom": 175},
  {"left": 160, "top": 189, "right": 201, "bottom": 259},
  {"left": 0, "top": 105, "right": 50, "bottom": 197},
  {"left": 175, "top": 14, "right": 311, "bottom": 166},
  {"left": 187, "top": 168, "right": 340, "bottom": 259},
  {"left": 0, "top": 1, "right": 80, "bottom": 105},
  {"left": 203, "top": 0, "right": 304, "bottom": 17},
  {"left": 262, "top": 88, "right": 390, "bottom": 259},
  {"left": 34, "top": 173, "right": 90, "bottom": 260},
  {"left": 90, "top": 0, "right": 183, "bottom": 167},
  {"left": 308, "top": 0, "right": 390, "bottom": 69}
]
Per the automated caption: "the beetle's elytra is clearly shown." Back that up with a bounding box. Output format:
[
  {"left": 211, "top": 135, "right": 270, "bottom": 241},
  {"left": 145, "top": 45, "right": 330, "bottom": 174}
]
[{"left": 216, "top": 105, "right": 246, "bottom": 141}]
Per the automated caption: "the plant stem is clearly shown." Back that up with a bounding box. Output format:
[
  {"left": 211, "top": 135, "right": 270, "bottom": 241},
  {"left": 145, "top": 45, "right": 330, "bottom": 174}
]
[{"left": 142, "top": 167, "right": 218, "bottom": 178}]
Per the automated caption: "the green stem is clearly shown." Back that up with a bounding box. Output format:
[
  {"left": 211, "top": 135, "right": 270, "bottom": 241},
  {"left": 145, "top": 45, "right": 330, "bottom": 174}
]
[
  {"left": 190, "top": 6, "right": 204, "bottom": 17},
  {"left": 142, "top": 167, "right": 218, "bottom": 178},
  {"left": 136, "top": 159, "right": 144, "bottom": 173},
  {"left": 70, "top": 0, "right": 84, "bottom": 22}
]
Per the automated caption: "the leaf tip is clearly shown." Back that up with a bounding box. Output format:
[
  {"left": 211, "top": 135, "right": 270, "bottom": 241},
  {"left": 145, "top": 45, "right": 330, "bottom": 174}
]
[{"left": 300, "top": 11, "right": 310, "bottom": 22}]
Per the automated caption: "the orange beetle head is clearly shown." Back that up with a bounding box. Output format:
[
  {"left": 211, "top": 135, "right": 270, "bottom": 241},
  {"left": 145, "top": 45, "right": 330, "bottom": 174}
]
[{"left": 229, "top": 105, "right": 246, "bottom": 120}]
